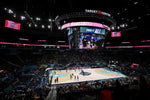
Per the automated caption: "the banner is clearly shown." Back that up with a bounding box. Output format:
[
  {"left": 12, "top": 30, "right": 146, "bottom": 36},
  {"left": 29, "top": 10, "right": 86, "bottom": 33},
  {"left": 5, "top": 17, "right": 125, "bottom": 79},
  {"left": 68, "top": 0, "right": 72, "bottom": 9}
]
[
  {"left": 131, "top": 63, "right": 139, "bottom": 69},
  {"left": 5, "top": 20, "right": 21, "bottom": 30},
  {"left": 111, "top": 32, "right": 121, "bottom": 37}
]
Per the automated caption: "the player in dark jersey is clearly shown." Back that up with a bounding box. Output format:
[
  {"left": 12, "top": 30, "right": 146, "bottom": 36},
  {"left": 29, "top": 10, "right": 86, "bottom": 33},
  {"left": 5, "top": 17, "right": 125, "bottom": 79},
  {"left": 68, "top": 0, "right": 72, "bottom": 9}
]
[
  {"left": 90, "top": 36, "right": 95, "bottom": 48},
  {"left": 82, "top": 35, "right": 88, "bottom": 48}
]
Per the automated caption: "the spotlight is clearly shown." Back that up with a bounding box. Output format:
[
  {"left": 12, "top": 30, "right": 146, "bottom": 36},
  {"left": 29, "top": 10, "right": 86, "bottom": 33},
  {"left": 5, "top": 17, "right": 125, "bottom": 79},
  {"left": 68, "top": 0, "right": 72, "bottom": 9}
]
[
  {"left": 134, "top": 2, "right": 138, "bottom": 5},
  {"left": 49, "top": 19, "right": 51, "bottom": 22},
  {"left": 13, "top": 14, "right": 16, "bottom": 17},
  {"left": 4, "top": 8, "right": 7, "bottom": 10},
  {"left": 139, "top": 51, "right": 143, "bottom": 54},
  {"left": 58, "top": 26, "right": 61, "bottom": 30},
  {"left": 57, "top": 46, "right": 60, "bottom": 48},
  {"left": 117, "top": 13, "right": 120, "bottom": 15},
  {"left": 121, "top": 18, "right": 124, "bottom": 20},
  {"left": 117, "top": 26, "right": 120, "bottom": 29},
  {"left": 29, "top": 23, "right": 31, "bottom": 27},
  {"left": 8, "top": 9, "right": 13, "bottom": 14},
  {"left": 35, "top": 24, "right": 37, "bottom": 27},
  {"left": 120, "top": 24, "right": 125, "bottom": 28},
  {"left": 36, "top": 17, "right": 40, "bottom": 21},
  {"left": 111, "top": 26, "right": 115, "bottom": 30},
  {"left": 21, "top": 16, "right": 26, "bottom": 20},
  {"left": 138, "top": 17, "right": 141, "bottom": 19},
  {"left": 42, "top": 25, "right": 45, "bottom": 28},
  {"left": 48, "top": 25, "right": 50, "bottom": 28},
  {"left": 131, "top": 19, "right": 134, "bottom": 22}
]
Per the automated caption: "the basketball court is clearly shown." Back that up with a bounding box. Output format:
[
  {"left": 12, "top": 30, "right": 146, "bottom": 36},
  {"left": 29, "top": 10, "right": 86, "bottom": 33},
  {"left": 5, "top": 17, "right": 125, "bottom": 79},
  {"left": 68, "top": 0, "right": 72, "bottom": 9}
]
[{"left": 51, "top": 68, "right": 126, "bottom": 85}]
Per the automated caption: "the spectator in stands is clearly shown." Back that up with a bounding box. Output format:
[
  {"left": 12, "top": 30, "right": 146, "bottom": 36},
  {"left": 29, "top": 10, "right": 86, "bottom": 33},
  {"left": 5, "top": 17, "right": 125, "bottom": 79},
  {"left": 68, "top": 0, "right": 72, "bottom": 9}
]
[{"left": 99, "top": 85, "right": 112, "bottom": 100}]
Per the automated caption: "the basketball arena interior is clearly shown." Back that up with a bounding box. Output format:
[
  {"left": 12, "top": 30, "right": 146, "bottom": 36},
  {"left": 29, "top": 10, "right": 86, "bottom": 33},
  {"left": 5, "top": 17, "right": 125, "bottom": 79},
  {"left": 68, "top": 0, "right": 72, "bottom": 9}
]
[{"left": 0, "top": 0, "right": 150, "bottom": 100}]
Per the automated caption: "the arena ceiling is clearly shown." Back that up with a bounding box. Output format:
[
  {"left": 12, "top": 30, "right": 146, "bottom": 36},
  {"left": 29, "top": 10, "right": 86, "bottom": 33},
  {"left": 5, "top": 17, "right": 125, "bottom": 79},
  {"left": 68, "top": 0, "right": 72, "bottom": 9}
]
[{"left": 0, "top": 0, "right": 150, "bottom": 44}]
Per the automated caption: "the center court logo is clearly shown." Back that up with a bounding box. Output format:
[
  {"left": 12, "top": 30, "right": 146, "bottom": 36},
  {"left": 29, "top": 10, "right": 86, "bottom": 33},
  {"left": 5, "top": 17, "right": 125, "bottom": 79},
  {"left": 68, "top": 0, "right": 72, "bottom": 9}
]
[{"left": 79, "top": 72, "right": 91, "bottom": 76}]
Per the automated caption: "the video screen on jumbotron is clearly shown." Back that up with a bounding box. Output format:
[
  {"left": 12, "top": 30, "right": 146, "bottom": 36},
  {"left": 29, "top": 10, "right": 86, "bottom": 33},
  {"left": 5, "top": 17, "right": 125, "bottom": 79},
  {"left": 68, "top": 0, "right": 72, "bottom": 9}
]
[
  {"left": 68, "top": 27, "right": 105, "bottom": 49},
  {"left": 79, "top": 27, "right": 105, "bottom": 49},
  {"left": 68, "top": 28, "right": 75, "bottom": 49}
]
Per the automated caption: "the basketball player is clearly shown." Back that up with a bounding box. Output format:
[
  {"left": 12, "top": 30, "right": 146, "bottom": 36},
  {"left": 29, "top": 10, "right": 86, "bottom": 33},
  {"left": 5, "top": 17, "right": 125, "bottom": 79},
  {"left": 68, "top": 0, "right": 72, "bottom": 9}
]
[
  {"left": 81, "top": 70, "right": 84, "bottom": 75},
  {"left": 70, "top": 74, "right": 72, "bottom": 79},
  {"left": 82, "top": 35, "right": 88, "bottom": 48},
  {"left": 74, "top": 75, "right": 76, "bottom": 80},
  {"left": 77, "top": 76, "right": 79, "bottom": 80},
  {"left": 56, "top": 77, "right": 58, "bottom": 83},
  {"left": 90, "top": 36, "right": 95, "bottom": 48}
]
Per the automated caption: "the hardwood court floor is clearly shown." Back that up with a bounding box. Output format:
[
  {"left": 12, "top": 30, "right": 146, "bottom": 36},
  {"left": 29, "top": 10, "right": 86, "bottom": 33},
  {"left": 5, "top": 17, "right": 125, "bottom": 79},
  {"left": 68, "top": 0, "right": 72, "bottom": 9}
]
[{"left": 51, "top": 68, "right": 126, "bottom": 85}]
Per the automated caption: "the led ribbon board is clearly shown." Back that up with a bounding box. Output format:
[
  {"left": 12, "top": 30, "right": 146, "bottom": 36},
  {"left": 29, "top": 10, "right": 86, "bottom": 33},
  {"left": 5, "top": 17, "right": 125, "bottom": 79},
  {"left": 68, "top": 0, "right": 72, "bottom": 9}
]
[
  {"left": 61, "top": 22, "right": 110, "bottom": 31},
  {"left": 80, "top": 27, "right": 105, "bottom": 35}
]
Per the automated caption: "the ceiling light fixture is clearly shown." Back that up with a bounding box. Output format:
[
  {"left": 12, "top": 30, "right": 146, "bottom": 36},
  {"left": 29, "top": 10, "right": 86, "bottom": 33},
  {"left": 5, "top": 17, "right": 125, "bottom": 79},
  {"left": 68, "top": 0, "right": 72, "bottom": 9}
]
[
  {"left": 134, "top": 2, "right": 138, "bottom": 5},
  {"left": 42, "top": 25, "right": 45, "bottom": 28},
  {"left": 35, "top": 24, "right": 37, "bottom": 27},
  {"left": 49, "top": 19, "right": 52, "bottom": 22},
  {"left": 36, "top": 17, "right": 40, "bottom": 21},
  {"left": 13, "top": 14, "right": 16, "bottom": 17},
  {"left": 48, "top": 25, "right": 50, "bottom": 28},
  {"left": 21, "top": 16, "right": 25, "bottom": 20},
  {"left": 8, "top": 9, "right": 13, "bottom": 14},
  {"left": 4, "top": 8, "right": 7, "bottom": 10}
]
